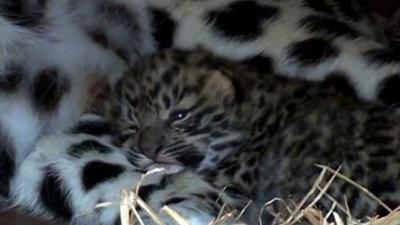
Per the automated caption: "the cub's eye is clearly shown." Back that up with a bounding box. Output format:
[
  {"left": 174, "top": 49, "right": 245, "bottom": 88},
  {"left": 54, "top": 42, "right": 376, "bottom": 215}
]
[{"left": 169, "top": 110, "right": 189, "bottom": 122}]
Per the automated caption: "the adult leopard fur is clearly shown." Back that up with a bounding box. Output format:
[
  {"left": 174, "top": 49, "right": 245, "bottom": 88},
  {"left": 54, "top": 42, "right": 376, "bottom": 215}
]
[{"left": 9, "top": 111, "right": 247, "bottom": 225}]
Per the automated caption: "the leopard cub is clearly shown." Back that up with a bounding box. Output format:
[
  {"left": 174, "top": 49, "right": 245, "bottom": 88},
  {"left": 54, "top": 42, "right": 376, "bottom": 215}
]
[{"left": 111, "top": 49, "right": 400, "bottom": 222}]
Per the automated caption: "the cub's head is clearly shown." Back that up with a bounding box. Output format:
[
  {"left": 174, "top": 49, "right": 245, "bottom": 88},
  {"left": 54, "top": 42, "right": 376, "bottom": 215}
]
[{"left": 109, "top": 50, "right": 247, "bottom": 170}]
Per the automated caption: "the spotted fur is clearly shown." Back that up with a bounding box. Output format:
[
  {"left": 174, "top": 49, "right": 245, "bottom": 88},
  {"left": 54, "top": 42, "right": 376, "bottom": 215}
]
[
  {"left": 2, "top": 0, "right": 400, "bottom": 224},
  {"left": 111, "top": 49, "right": 400, "bottom": 223},
  {"left": 0, "top": 0, "right": 150, "bottom": 197},
  {"left": 0, "top": 0, "right": 399, "bottom": 174},
  {"left": 8, "top": 112, "right": 246, "bottom": 225},
  {"left": 109, "top": 50, "right": 247, "bottom": 170},
  {"left": 0, "top": 0, "right": 398, "bottom": 167},
  {"left": 144, "top": 0, "right": 400, "bottom": 106}
]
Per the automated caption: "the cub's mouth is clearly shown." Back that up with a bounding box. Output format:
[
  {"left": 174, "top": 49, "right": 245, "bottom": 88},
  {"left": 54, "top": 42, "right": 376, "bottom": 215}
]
[
  {"left": 140, "top": 147, "right": 186, "bottom": 174},
  {"left": 140, "top": 143, "right": 205, "bottom": 169}
]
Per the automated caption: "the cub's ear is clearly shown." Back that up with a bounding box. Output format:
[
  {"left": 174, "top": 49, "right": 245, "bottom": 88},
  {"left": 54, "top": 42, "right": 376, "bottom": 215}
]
[
  {"left": 187, "top": 49, "right": 254, "bottom": 105},
  {"left": 205, "top": 70, "right": 235, "bottom": 99},
  {"left": 203, "top": 68, "right": 250, "bottom": 106}
]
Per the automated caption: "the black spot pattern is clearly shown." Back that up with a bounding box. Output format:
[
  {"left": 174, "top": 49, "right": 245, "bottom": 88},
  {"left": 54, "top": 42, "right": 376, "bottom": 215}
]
[
  {"left": 70, "top": 120, "right": 112, "bottom": 136},
  {"left": 88, "top": 29, "right": 108, "bottom": 48},
  {"left": 332, "top": 0, "right": 365, "bottom": 21},
  {"left": 40, "top": 166, "right": 73, "bottom": 221},
  {"left": 364, "top": 49, "right": 400, "bottom": 66},
  {"left": 242, "top": 55, "right": 273, "bottom": 73},
  {"left": 364, "top": 134, "right": 393, "bottom": 145},
  {"left": 225, "top": 186, "right": 248, "bottom": 199},
  {"left": 161, "top": 66, "right": 179, "bottom": 85},
  {"left": 138, "top": 184, "right": 160, "bottom": 201},
  {"left": 240, "top": 172, "right": 252, "bottom": 184},
  {"left": 287, "top": 38, "right": 339, "bottom": 66},
  {"left": 0, "top": 0, "right": 47, "bottom": 27},
  {"left": 162, "top": 95, "right": 171, "bottom": 109},
  {"left": 300, "top": 15, "right": 359, "bottom": 38},
  {"left": 99, "top": 2, "right": 138, "bottom": 31},
  {"left": 113, "top": 217, "right": 122, "bottom": 225},
  {"left": 302, "top": 0, "right": 334, "bottom": 15},
  {"left": 369, "top": 177, "right": 396, "bottom": 197},
  {"left": 205, "top": 192, "right": 219, "bottom": 202},
  {"left": 321, "top": 72, "right": 357, "bottom": 98},
  {"left": 206, "top": 1, "right": 279, "bottom": 41},
  {"left": 376, "top": 200, "right": 399, "bottom": 217},
  {"left": 211, "top": 140, "right": 242, "bottom": 151},
  {"left": 176, "top": 151, "right": 204, "bottom": 168},
  {"left": 377, "top": 74, "right": 400, "bottom": 105},
  {"left": 68, "top": 140, "right": 112, "bottom": 158},
  {"left": 0, "top": 64, "right": 24, "bottom": 92},
  {"left": 115, "top": 48, "right": 129, "bottom": 63},
  {"left": 82, "top": 161, "right": 125, "bottom": 191},
  {"left": 32, "top": 68, "right": 69, "bottom": 112},
  {"left": 0, "top": 129, "right": 15, "bottom": 198},
  {"left": 125, "top": 96, "right": 139, "bottom": 108},
  {"left": 150, "top": 82, "right": 161, "bottom": 98},
  {"left": 163, "top": 197, "right": 186, "bottom": 205},
  {"left": 150, "top": 8, "right": 176, "bottom": 49}
]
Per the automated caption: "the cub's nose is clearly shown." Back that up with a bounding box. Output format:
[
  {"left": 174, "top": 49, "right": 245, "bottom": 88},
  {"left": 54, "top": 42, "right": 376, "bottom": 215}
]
[{"left": 137, "top": 126, "right": 164, "bottom": 159}]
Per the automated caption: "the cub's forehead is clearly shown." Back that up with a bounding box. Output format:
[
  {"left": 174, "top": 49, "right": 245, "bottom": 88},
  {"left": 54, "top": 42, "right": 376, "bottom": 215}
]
[
  {"left": 121, "top": 49, "right": 240, "bottom": 101},
  {"left": 131, "top": 51, "right": 212, "bottom": 86}
]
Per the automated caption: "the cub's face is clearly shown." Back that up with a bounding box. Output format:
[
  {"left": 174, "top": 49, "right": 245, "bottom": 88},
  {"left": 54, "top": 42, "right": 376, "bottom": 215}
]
[{"left": 110, "top": 51, "right": 245, "bottom": 170}]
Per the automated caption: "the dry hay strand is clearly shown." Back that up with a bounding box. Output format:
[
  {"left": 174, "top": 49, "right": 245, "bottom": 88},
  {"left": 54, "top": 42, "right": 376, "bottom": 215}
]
[
  {"left": 265, "top": 165, "right": 400, "bottom": 225},
  {"left": 117, "top": 168, "right": 247, "bottom": 225},
  {"left": 120, "top": 168, "right": 169, "bottom": 225},
  {"left": 301, "top": 208, "right": 400, "bottom": 225},
  {"left": 93, "top": 164, "right": 400, "bottom": 225}
]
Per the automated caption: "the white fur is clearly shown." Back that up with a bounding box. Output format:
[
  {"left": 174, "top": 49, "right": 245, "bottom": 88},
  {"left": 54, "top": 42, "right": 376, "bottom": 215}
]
[
  {"left": 10, "top": 130, "right": 237, "bottom": 225},
  {"left": 0, "top": 0, "right": 153, "bottom": 163},
  {"left": 146, "top": 0, "right": 400, "bottom": 102}
]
